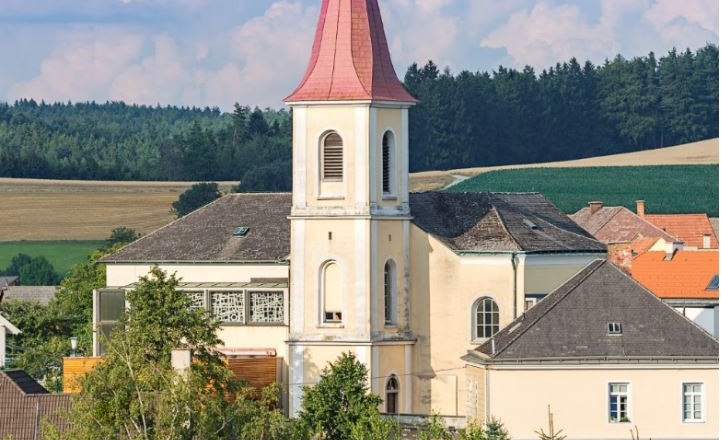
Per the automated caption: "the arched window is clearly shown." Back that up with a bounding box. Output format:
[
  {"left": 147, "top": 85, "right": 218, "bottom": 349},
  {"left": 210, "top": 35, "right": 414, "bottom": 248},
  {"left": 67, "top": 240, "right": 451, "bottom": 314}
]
[
  {"left": 322, "top": 132, "right": 343, "bottom": 181},
  {"left": 474, "top": 298, "right": 499, "bottom": 339},
  {"left": 385, "top": 375, "right": 399, "bottom": 414},
  {"left": 382, "top": 131, "right": 395, "bottom": 194},
  {"left": 322, "top": 261, "right": 342, "bottom": 323},
  {"left": 384, "top": 260, "right": 397, "bottom": 325}
]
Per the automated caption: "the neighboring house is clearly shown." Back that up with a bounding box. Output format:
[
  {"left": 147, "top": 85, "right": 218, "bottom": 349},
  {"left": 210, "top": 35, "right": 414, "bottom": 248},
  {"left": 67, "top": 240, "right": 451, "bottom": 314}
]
[
  {"left": 0, "top": 313, "right": 20, "bottom": 368},
  {"left": 710, "top": 218, "right": 719, "bottom": 241},
  {"left": 0, "top": 370, "right": 71, "bottom": 440},
  {"left": 464, "top": 260, "right": 719, "bottom": 440},
  {"left": 89, "top": 0, "right": 607, "bottom": 422},
  {"left": 0, "top": 276, "right": 19, "bottom": 288},
  {"left": 570, "top": 201, "right": 676, "bottom": 270},
  {"left": 643, "top": 211, "right": 719, "bottom": 250},
  {"left": 1, "top": 286, "right": 58, "bottom": 305},
  {"left": 631, "top": 251, "right": 719, "bottom": 337}
]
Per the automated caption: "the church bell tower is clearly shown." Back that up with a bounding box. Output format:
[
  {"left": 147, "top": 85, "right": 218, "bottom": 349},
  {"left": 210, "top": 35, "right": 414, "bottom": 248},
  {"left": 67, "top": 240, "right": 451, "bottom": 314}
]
[{"left": 285, "top": 0, "right": 417, "bottom": 416}]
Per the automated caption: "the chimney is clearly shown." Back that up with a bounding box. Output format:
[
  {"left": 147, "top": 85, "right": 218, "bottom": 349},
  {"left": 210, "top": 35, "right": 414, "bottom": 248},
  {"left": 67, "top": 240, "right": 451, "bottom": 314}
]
[
  {"left": 703, "top": 234, "right": 711, "bottom": 249},
  {"left": 636, "top": 200, "right": 646, "bottom": 218},
  {"left": 589, "top": 201, "right": 603, "bottom": 215}
]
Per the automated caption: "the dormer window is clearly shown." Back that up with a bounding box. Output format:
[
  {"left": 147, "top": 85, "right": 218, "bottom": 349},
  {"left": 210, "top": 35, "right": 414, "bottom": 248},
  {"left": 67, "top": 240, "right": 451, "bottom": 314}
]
[
  {"left": 322, "top": 132, "right": 343, "bottom": 181},
  {"left": 608, "top": 322, "right": 623, "bottom": 335}
]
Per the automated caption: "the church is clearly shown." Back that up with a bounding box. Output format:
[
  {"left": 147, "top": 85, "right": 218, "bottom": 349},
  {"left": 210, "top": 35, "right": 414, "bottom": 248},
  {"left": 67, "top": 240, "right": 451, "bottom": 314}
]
[{"left": 95, "top": 0, "right": 605, "bottom": 420}]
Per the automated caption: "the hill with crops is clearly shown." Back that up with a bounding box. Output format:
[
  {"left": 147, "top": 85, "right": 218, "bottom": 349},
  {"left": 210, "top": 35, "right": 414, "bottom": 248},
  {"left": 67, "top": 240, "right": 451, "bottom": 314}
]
[{"left": 449, "top": 165, "right": 719, "bottom": 217}]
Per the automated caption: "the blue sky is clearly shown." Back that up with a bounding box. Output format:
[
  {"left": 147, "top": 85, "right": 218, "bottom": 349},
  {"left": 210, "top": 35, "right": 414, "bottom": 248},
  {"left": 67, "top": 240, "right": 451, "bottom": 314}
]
[{"left": 1, "top": 0, "right": 717, "bottom": 110}]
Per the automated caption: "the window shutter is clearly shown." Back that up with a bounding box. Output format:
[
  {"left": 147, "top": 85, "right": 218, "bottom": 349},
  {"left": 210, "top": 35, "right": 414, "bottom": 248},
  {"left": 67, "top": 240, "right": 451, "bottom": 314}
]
[{"left": 323, "top": 133, "right": 343, "bottom": 180}]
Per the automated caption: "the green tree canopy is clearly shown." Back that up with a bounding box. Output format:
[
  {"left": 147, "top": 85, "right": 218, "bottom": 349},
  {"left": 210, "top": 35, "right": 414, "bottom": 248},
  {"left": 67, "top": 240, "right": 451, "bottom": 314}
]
[
  {"left": 300, "top": 351, "right": 391, "bottom": 440},
  {"left": 171, "top": 182, "right": 223, "bottom": 218},
  {"left": 104, "top": 226, "right": 141, "bottom": 250},
  {"left": 55, "top": 267, "right": 245, "bottom": 439}
]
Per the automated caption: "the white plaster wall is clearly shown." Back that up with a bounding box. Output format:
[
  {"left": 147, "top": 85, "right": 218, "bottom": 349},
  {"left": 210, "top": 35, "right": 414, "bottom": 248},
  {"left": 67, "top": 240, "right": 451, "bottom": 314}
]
[
  {"left": 105, "top": 263, "right": 288, "bottom": 287},
  {"left": 676, "top": 306, "right": 719, "bottom": 338},
  {"left": 485, "top": 365, "right": 719, "bottom": 440}
]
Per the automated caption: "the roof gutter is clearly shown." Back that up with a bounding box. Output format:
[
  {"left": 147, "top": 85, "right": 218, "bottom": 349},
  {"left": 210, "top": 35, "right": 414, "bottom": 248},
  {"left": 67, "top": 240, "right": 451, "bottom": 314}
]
[
  {"left": 102, "top": 259, "right": 289, "bottom": 265},
  {"left": 455, "top": 250, "right": 605, "bottom": 257},
  {"left": 463, "top": 355, "right": 719, "bottom": 366}
]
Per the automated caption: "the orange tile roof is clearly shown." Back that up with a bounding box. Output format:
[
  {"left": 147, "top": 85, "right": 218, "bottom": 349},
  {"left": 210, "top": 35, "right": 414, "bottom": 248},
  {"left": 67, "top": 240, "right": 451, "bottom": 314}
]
[
  {"left": 285, "top": 0, "right": 416, "bottom": 103},
  {"left": 630, "top": 251, "right": 719, "bottom": 300},
  {"left": 644, "top": 214, "right": 719, "bottom": 249}
]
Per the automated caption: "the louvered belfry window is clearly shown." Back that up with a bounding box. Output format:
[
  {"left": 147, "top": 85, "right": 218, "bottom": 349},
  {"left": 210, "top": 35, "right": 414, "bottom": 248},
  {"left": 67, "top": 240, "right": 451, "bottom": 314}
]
[
  {"left": 322, "top": 132, "right": 344, "bottom": 181},
  {"left": 382, "top": 138, "right": 391, "bottom": 193}
]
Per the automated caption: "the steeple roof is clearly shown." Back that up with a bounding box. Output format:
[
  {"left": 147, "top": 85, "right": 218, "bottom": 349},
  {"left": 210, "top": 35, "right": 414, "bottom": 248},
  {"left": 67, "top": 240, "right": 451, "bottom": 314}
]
[{"left": 285, "top": 0, "right": 416, "bottom": 103}]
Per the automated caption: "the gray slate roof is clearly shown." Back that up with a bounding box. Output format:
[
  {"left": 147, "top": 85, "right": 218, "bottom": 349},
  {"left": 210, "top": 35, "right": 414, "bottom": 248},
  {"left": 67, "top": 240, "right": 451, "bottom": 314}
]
[
  {"left": 410, "top": 192, "right": 605, "bottom": 253},
  {"left": 103, "top": 192, "right": 605, "bottom": 263},
  {"left": 1, "top": 286, "right": 57, "bottom": 305},
  {"left": 0, "top": 276, "right": 19, "bottom": 287},
  {"left": 103, "top": 193, "right": 292, "bottom": 263},
  {"left": 469, "top": 260, "right": 719, "bottom": 363}
]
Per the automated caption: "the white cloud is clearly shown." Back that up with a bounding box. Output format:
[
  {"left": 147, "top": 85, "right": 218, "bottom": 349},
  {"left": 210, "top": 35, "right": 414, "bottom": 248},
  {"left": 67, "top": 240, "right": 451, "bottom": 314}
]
[
  {"left": 10, "top": 29, "right": 144, "bottom": 103},
  {"left": 218, "top": 1, "right": 316, "bottom": 108},
  {"left": 8, "top": 1, "right": 316, "bottom": 109},
  {"left": 381, "top": 0, "right": 462, "bottom": 70},
  {"left": 481, "top": 3, "right": 614, "bottom": 69},
  {"left": 644, "top": 0, "right": 718, "bottom": 35},
  {"left": 4, "top": 0, "right": 719, "bottom": 109}
]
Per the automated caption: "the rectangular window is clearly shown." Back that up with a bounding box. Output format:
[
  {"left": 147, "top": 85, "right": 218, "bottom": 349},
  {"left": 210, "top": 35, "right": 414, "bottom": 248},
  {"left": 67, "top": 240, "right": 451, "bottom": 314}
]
[
  {"left": 211, "top": 291, "right": 245, "bottom": 323},
  {"left": 609, "top": 383, "right": 630, "bottom": 423},
  {"left": 683, "top": 383, "right": 703, "bottom": 422},
  {"left": 607, "top": 322, "right": 623, "bottom": 335},
  {"left": 324, "top": 311, "right": 342, "bottom": 323},
  {"left": 249, "top": 291, "right": 284, "bottom": 324}
]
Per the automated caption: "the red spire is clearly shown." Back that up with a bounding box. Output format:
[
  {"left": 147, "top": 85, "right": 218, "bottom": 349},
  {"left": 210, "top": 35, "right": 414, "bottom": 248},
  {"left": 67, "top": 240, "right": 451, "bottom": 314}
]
[{"left": 285, "top": 0, "right": 417, "bottom": 103}]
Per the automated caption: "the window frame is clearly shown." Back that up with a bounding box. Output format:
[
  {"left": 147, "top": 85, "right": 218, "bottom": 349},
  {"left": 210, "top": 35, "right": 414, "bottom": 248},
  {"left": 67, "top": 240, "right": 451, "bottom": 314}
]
[
  {"left": 682, "top": 382, "right": 705, "bottom": 423},
  {"left": 385, "top": 374, "right": 400, "bottom": 415},
  {"left": 608, "top": 382, "right": 631, "bottom": 424},
  {"left": 384, "top": 259, "right": 398, "bottom": 326},
  {"left": 319, "top": 260, "right": 344, "bottom": 326},
  {"left": 321, "top": 131, "right": 344, "bottom": 182},
  {"left": 472, "top": 297, "right": 500, "bottom": 342}
]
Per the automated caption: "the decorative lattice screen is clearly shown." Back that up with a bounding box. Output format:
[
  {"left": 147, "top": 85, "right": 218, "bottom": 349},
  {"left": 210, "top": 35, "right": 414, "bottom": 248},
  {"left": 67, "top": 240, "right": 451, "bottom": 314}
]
[
  {"left": 249, "top": 292, "right": 284, "bottom": 324},
  {"left": 211, "top": 291, "right": 245, "bottom": 323}
]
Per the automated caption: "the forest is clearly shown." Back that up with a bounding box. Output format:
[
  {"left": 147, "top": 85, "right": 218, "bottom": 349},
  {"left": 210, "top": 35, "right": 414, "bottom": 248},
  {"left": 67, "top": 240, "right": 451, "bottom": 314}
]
[{"left": 0, "top": 45, "right": 717, "bottom": 190}]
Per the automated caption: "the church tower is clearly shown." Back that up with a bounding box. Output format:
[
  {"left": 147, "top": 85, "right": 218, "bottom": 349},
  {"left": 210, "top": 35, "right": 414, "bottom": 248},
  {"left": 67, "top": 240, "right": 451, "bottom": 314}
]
[{"left": 285, "top": 0, "right": 416, "bottom": 415}]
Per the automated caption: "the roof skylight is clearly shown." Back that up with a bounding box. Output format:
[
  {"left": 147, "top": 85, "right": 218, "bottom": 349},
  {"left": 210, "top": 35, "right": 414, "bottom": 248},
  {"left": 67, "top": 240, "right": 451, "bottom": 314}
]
[
  {"left": 233, "top": 227, "right": 250, "bottom": 237},
  {"left": 707, "top": 275, "right": 719, "bottom": 291}
]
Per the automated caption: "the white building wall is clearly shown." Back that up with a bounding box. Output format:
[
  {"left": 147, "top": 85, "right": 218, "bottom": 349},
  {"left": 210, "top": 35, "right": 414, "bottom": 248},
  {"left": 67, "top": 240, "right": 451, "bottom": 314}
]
[
  {"left": 675, "top": 306, "right": 719, "bottom": 338},
  {"left": 480, "top": 364, "right": 719, "bottom": 440}
]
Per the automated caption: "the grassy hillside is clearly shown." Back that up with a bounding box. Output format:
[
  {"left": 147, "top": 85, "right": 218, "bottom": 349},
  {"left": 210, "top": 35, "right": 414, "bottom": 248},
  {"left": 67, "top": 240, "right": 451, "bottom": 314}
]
[
  {"left": 0, "top": 240, "right": 104, "bottom": 277},
  {"left": 410, "top": 138, "right": 719, "bottom": 192},
  {"left": 450, "top": 165, "right": 719, "bottom": 217}
]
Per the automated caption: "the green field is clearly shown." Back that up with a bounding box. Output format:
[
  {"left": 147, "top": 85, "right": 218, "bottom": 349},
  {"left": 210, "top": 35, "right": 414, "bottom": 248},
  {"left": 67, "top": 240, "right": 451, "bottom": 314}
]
[
  {"left": 450, "top": 165, "right": 719, "bottom": 217},
  {"left": 0, "top": 241, "right": 104, "bottom": 277}
]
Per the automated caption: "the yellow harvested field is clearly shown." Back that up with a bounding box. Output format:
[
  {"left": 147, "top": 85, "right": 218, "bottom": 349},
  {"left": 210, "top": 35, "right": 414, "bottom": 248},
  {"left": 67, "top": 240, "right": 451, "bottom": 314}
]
[
  {"left": 0, "top": 180, "right": 236, "bottom": 241},
  {"left": 409, "top": 138, "right": 719, "bottom": 191},
  {"left": 0, "top": 139, "right": 717, "bottom": 240}
]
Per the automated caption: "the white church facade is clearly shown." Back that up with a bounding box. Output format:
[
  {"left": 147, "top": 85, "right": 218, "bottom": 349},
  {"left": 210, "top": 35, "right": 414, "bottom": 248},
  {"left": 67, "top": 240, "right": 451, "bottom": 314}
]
[{"left": 96, "top": 0, "right": 607, "bottom": 420}]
